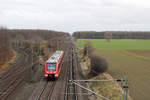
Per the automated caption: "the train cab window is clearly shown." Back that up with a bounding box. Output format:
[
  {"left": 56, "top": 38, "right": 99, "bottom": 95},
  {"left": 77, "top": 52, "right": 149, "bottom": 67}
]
[{"left": 47, "top": 63, "right": 56, "bottom": 71}]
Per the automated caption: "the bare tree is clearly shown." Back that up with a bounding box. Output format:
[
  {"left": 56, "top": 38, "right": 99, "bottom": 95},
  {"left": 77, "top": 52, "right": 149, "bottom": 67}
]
[
  {"left": 83, "top": 41, "right": 93, "bottom": 57},
  {"left": 0, "top": 27, "right": 11, "bottom": 65},
  {"left": 104, "top": 32, "right": 112, "bottom": 42}
]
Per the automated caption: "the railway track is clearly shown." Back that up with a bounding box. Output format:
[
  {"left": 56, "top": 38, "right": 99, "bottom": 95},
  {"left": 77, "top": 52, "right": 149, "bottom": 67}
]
[
  {"left": 29, "top": 44, "right": 70, "bottom": 100},
  {"left": 0, "top": 78, "right": 24, "bottom": 100},
  {"left": 0, "top": 49, "right": 30, "bottom": 100},
  {"left": 64, "top": 48, "right": 71, "bottom": 100},
  {"left": 72, "top": 47, "right": 78, "bottom": 100},
  {"left": 64, "top": 42, "right": 90, "bottom": 100},
  {"left": 63, "top": 45, "right": 79, "bottom": 100},
  {"left": 35, "top": 81, "right": 56, "bottom": 100},
  {"left": 47, "top": 82, "right": 57, "bottom": 100},
  {"left": 0, "top": 40, "right": 90, "bottom": 100},
  {"left": 64, "top": 57, "right": 70, "bottom": 100}
]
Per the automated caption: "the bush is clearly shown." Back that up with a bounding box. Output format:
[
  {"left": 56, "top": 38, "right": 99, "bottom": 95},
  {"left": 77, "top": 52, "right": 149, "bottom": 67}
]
[
  {"left": 88, "top": 54, "right": 108, "bottom": 78},
  {"left": 82, "top": 41, "right": 108, "bottom": 78}
]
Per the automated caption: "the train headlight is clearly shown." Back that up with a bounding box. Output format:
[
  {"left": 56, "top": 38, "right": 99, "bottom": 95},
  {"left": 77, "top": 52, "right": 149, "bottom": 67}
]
[{"left": 45, "top": 74, "right": 48, "bottom": 77}]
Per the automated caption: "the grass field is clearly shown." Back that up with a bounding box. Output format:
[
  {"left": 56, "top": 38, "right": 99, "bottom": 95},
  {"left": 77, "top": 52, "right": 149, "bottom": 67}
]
[
  {"left": 77, "top": 39, "right": 150, "bottom": 100},
  {"left": 77, "top": 39, "right": 150, "bottom": 50}
]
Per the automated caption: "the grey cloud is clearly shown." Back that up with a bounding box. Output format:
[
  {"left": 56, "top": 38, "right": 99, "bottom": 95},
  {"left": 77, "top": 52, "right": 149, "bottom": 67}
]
[{"left": 0, "top": 0, "right": 150, "bottom": 33}]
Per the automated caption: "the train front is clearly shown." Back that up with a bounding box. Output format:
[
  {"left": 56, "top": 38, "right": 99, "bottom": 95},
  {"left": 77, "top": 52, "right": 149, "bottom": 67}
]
[{"left": 44, "top": 62, "right": 58, "bottom": 79}]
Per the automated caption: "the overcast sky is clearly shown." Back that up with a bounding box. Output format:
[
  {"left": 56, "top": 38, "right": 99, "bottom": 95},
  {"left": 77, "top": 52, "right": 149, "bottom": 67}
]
[{"left": 0, "top": 0, "right": 150, "bottom": 33}]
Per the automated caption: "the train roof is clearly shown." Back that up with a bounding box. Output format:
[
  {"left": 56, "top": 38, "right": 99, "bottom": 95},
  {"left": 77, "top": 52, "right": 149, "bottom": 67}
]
[{"left": 46, "top": 50, "right": 64, "bottom": 63}]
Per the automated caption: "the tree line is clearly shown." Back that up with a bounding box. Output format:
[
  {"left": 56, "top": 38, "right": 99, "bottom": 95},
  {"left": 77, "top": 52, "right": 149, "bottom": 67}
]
[
  {"left": 73, "top": 31, "right": 150, "bottom": 39},
  {"left": 0, "top": 27, "right": 69, "bottom": 66}
]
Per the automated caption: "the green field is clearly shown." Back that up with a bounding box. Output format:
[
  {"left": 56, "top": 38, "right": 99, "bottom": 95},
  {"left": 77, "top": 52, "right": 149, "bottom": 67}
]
[
  {"left": 77, "top": 39, "right": 150, "bottom": 100},
  {"left": 77, "top": 39, "right": 150, "bottom": 50}
]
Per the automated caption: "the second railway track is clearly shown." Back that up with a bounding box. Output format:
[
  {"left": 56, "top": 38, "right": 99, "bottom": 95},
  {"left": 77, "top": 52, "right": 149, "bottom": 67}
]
[
  {"left": 0, "top": 49, "right": 30, "bottom": 100},
  {"left": 36, "top": 81, "right": 56, "bottom": 100},
  {"left": 64, "top": 42, "right": 90, "bottom": 100}
]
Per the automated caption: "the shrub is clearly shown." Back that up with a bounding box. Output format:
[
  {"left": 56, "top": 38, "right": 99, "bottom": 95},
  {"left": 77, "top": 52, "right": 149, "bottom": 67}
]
[{"left": 88, "top": 54, "right": 108, "bottom": 78}]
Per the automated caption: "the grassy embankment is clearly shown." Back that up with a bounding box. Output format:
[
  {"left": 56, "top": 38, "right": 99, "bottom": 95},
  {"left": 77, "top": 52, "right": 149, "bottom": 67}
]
[{"left": 77, "top": 39, "right": 150, "bottom": 100}]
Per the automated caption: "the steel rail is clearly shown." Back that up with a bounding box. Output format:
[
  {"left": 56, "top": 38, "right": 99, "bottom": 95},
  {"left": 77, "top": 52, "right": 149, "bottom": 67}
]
[
  {"left": 64, "top": 51, "right": 70, "bottom": 100},
  {"left": 0, "top": 49, "right": 29, "bottom": 100},
  {"left": 72, "top": 47, "right": 78, "bottom": 100},
  {"left": 0, "top": 78, "right": 24, "bottom": 100},
  {"left": 36, "top": 82, "right": 48, "bottom": 100},
  {"left": 47, "top": 81, "right": 56, "bottom": 100}
]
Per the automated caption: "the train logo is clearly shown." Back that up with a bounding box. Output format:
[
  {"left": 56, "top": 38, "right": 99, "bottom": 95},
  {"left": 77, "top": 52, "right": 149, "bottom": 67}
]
[{"left": 44, "top": 51, "right": 64, "bottom": 79}]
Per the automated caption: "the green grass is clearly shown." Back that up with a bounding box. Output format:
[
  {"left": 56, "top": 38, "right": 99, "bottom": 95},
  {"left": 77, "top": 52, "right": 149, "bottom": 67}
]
[{"left": 77, "top": 39, "right": 150, "bottom": 50}]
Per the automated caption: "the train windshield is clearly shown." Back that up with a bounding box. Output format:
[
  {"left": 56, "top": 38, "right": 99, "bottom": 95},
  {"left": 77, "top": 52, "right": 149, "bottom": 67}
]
[{"left": 47, "top": 63, "right": 56, "bottom": 71}]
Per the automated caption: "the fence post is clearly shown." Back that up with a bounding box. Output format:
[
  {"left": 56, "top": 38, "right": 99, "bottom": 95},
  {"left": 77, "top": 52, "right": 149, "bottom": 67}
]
[
  {"left": 86, "top": 45, "right": 88, "bottom": 69},
  {"left": 123, "top": 76, "right": 128, "bottom": 100}
]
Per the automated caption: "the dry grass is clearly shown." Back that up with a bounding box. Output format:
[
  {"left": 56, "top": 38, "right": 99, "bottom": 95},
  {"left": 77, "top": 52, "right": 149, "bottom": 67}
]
[
  {"left": 127, "top": 50, "right": 150, "bottom": 59},
  {"left": 89, "top": 73, "right": 123, "bottom": 100},
  {"left": 0, "top": 50, "right": 17, "bottom": 71}
]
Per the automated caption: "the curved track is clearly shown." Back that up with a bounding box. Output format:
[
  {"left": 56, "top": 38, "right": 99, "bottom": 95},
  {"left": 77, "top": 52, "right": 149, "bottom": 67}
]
[{"left": 0, "top": 49, "right": 30, "bottom": 100}]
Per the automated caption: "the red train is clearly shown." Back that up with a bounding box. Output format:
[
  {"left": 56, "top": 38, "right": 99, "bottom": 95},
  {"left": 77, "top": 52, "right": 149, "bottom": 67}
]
[{"left": 44, "top": 51, "right": 64, "bottom": 79}]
